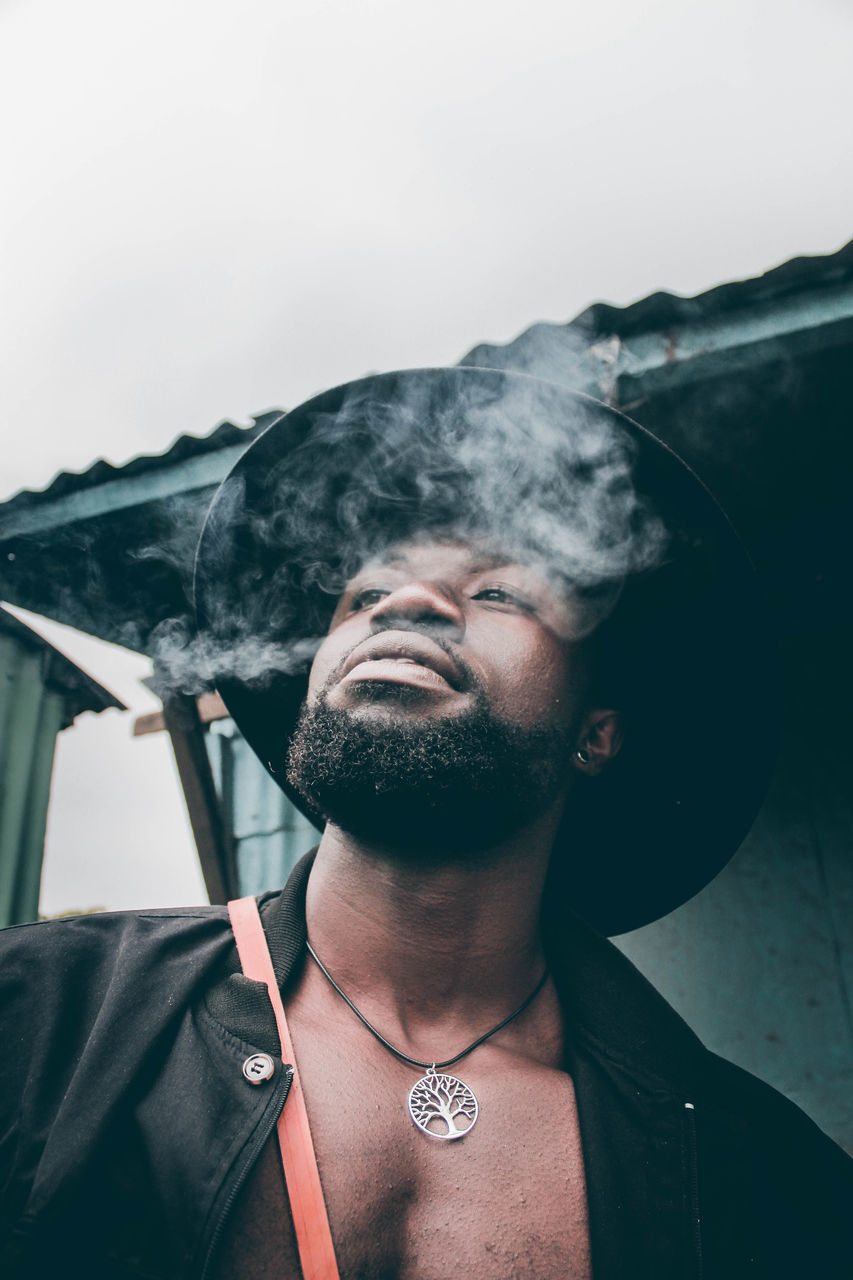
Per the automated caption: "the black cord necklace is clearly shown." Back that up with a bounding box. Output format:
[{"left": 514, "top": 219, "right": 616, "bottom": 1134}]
[{"left": 306, "top": 939, "right": 548, "bottom": 1141}]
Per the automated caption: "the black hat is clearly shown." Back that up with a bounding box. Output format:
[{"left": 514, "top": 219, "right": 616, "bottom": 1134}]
[{"left": 194, "top": 367, "right": 778, "bottom": 935}]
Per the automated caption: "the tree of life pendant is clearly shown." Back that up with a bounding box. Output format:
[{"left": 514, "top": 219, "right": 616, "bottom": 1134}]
[{"left": 408, "top": 1068, "right": 479, "bottom": 1140}]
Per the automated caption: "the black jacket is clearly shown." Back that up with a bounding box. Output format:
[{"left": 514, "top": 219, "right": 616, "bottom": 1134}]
[{"left": 2, "top": 853, "right": 851, "bottom": 1279}]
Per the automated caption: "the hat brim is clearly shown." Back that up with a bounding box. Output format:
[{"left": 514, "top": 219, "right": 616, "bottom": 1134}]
[{"left": 195, "top": 368, "right": 778, "bottom": 935}]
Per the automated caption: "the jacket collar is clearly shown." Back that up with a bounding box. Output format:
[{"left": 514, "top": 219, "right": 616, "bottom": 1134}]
[{"left": 544, "top": 905, "right": 705, "bottom": 1093}]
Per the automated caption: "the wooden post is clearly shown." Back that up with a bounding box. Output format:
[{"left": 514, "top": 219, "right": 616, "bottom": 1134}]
[{"left": 161, "top": 693, "right": 237, "bottom": 904}]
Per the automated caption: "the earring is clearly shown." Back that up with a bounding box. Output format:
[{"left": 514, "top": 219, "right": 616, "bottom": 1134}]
[{"left": 576, "top": 748, "right": 590, "bottom": 764}]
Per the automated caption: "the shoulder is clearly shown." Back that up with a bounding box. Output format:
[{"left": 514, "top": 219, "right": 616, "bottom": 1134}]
[
  {"left": 0, "top": 907, "right": 240, "bottom": 1195},
  {"left": 0, "top": 905, "right": 234, "bottom": 994},
  {"left": 0, "top": 902, "right": 232, "bottom": 949},
  {"left": 694, "top": 1048, "right": 853, "bottom": 1273},
  {"left": 698, "top": 1046, "right": 852, "bottom": 1176},
  {"left": 0, "top": 905, "right": 259, "bottom": 1268},
  {"left": 0, "top": 906, "right": 237, "bottom": 1085},
  {"left": 554, "top": 916, "right": 853, "bottom": 1271}
]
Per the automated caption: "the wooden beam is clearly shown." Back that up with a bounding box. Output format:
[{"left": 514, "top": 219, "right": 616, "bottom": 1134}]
[
  {"left": 133, "top": 690, "right": 228, "bottom": 737},
  {"left": 162, "top": 694, "right": 237, "bottom": 904}
]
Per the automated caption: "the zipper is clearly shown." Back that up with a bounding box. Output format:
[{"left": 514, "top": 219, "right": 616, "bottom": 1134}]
[
  {"left": 682, "top": 1101, "right": 704, "bottom": 1280},
  {"left": 198, "top": 1063, "right": 294, "bottom": 1280}
]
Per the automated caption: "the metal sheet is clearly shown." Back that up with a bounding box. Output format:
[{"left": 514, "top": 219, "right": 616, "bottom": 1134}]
[
  {"left": 0, "top": 635, "right": 63, "bottom": 925},
  {"left": 207, "top": 720, "right": 320, "bottom": 898}
]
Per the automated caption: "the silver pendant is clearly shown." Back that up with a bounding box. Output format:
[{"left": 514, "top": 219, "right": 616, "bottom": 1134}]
[{"left": 408, "top": 1068, "right": 479, "bottom": 1140}]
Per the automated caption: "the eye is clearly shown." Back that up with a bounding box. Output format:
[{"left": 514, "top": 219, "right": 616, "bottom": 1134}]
[
  {"left": 472, "top": 585, "right": 525, "bottom": 607},
  {"left": 349, "top": 587, "right": 390, "bottom": 611}
]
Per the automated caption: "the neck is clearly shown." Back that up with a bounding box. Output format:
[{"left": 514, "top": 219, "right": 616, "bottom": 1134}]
[{"left": 303, "top": 804, "right": 562, "bottom": 1048}]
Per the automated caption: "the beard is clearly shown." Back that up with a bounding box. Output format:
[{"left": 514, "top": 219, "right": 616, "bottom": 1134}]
[{"left": 284, "top": 686, "right": 573, "bottom": 858}]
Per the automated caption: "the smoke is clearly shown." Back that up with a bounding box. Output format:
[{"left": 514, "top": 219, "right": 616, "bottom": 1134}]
[
  {"left": 461, "top": 317, "right": 621, "bottom": 402},
  {"left": 176, "top": 369, "right": 668, "bottom": 699},
  {"left": 149, "top": 616, "right": 321, "bottom": 696}
]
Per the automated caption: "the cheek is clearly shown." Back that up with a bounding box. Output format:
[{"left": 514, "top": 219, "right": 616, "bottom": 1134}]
[
  {"left": 530, "top": 656, "right": 575, "bottom": 724},
  {"left": 488, "top": 636, "right": 577, "bottom": 728},
  {"left": 306, "top": 632, "right": 345, "bottom": 700}
]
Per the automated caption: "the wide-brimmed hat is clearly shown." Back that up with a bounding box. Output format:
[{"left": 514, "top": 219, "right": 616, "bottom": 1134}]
[{"left": 194, "top": 367, "right": 778, "bottom": 935}]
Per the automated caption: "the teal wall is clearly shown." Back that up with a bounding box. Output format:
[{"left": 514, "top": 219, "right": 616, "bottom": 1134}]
[
  {"left": 0, "top": 631, "right": 65, "bottom": 926},
  {"left": 204, "top": 718, "right": 319, "bottom": 897}
]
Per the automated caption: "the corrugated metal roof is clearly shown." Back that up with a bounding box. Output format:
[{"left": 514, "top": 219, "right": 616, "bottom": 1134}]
[
  {"left": 574, "top": 237, "right": 853, "bottom": 337},
  {"left": 0, "top": 606, "right": 126, "bottom": 720},
  {"left": 0, "top": 412, "right": 284, "bottom": 650},
  {"left": 3, "top": 415, "right": 278, "bottom": 514},
  {"left": 5, "top": 239, "right": 851, "bottom": 515},
  {"left": 0, "top": 608, "right": 125, "bottom": 926},
  {"left": 1, "top": 240, "right": 851, "bottom": 650},
  {"left": 462, "top": 238, "right": 853, "bottom": 367}
]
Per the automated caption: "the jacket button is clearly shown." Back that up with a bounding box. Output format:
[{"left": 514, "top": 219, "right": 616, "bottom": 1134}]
[{"left": 242, "top": 1053, "right": 275, "bottom": 1084}]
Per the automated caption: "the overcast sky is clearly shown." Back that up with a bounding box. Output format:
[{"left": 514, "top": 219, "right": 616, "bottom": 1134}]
[{"left": 2, "top": 0, "right": 851, "bottom": 913}]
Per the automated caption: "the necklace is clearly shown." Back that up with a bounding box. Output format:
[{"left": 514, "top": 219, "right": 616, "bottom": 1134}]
[{"left": 306, "top": 940, "right": 548, "bottom": 1141}]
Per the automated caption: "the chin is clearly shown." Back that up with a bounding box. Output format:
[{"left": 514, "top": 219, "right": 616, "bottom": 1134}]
[{"left": 284, "top": 694, "right": 571, "bottom": 859}]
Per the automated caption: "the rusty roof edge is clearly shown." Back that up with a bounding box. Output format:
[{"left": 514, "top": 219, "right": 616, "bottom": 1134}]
[
  {"left": 576, "top": 238, "right": 853, "bottom": 337},
  {"left": 460, "top": 238, "right": 853, "bottom": 370},
  {"left": 612, "top": 277, "right": 853, "bottom": 380}
]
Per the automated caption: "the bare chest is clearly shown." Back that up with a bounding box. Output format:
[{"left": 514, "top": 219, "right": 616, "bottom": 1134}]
[
  {"left": 217, "top": 1023, "right": 591, "bottom": 1280},
  {"left": 312, "top": 1037, "right": 590, "bottom": 1280}
]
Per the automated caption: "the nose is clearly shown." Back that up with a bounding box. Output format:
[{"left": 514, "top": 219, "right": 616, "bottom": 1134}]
[{"left": 369, "top": 578, "right": 464, "bottom": 638}]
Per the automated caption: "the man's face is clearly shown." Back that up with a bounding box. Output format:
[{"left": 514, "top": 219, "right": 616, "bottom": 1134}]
[
  {"left": 307, "top": 540, "right": 590, "bottom": 734},
  {"left": 285, "top": 540, "right": 596, "bottom": 855}
]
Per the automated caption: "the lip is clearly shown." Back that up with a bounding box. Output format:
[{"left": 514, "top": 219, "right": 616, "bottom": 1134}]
[
  {"left": 339, "top": 632, "right": 463, "bottom": 691},
  {"left": 341, "top": 659, "right": 456, "bottom": 692}
]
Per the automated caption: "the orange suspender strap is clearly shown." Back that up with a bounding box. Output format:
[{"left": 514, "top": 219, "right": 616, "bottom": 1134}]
[{"left": 228, "top": 896, "right": 341, "bottom": 1280}]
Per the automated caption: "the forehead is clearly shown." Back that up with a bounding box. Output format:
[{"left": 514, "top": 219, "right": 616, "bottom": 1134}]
[{"left": 345, "top": 539, "right": 553, "bottom": 585}]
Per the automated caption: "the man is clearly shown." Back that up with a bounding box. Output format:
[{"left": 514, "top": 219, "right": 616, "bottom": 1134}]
[{"left": 1, "top": 368, "right": 851, "bottom": 1278}]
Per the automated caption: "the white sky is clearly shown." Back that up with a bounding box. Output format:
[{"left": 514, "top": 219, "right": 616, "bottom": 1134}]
[{"left": 2, "top": 0, "right": 852, "bottom": 912}]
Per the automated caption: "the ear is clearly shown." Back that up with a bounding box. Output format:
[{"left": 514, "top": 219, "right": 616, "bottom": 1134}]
[{"left": 572, "top": 709, "right": 624, "bottom": 777}]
